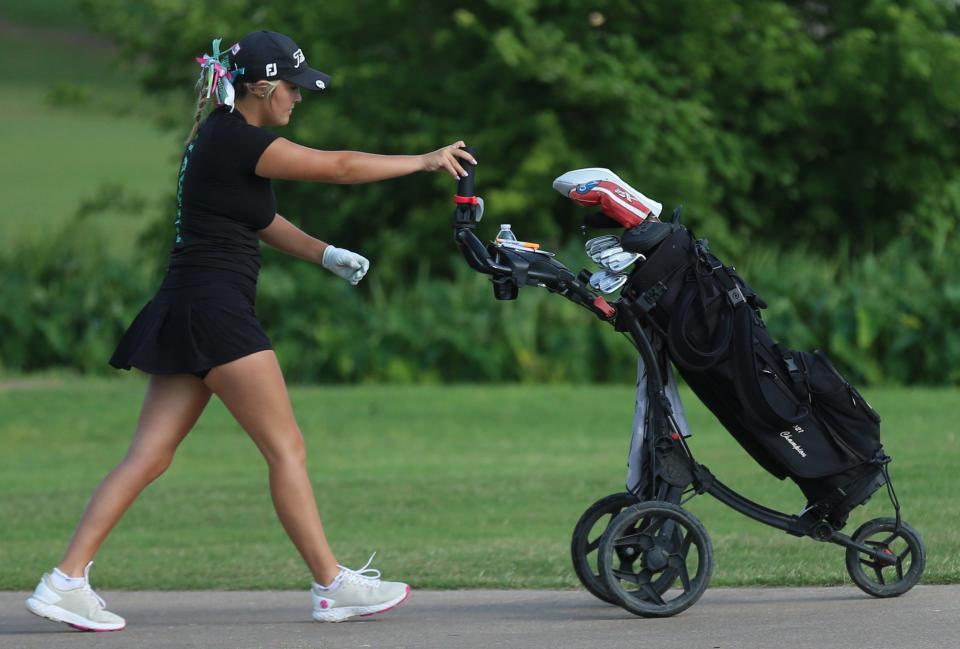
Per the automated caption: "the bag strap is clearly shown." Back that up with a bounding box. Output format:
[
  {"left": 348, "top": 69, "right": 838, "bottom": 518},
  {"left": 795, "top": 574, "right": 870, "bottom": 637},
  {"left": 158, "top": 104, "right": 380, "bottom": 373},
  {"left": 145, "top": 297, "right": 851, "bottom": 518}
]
[
  {"left": 666, "top": 243, "right": 746, "bottom": 371},
  {"left": 696, "top": 244, "right": 748, "bottom": 308},
  {"left": 667, "top": 279, "right": 735, "bottom": 371}
]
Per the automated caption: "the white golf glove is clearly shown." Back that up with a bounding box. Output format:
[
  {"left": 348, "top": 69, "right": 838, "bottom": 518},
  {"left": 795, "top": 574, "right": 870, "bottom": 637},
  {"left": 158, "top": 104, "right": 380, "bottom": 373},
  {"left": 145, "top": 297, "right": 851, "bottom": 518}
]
[{"left": 321, "top": 245, "right": 370, "bottom": 285}]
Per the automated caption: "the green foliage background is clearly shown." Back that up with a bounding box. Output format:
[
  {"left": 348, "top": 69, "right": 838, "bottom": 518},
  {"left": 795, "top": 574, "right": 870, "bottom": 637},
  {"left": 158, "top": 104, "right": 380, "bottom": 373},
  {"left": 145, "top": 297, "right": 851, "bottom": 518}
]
[{"left": 2, "top": 0, "right": 959, "bottom": 384}]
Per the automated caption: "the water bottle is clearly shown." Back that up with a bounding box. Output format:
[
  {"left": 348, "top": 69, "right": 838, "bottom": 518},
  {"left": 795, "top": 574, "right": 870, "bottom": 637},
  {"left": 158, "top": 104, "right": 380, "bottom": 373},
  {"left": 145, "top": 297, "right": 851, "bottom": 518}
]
[{"left": 496, "top": 224, "right": 518, "bottom": 243}]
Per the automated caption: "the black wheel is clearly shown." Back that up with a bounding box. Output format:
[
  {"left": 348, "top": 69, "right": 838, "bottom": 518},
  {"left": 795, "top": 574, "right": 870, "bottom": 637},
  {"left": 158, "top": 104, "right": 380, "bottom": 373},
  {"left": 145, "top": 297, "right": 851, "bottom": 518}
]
[
  {"left": 570, "top": 492, "right": 638, "bottom": 605},
  {"left": 845, "top": 517, "right": 925, "bottom": 597},
  {"left": 598, "top": 501, "right": 713, "bottom": 617}
]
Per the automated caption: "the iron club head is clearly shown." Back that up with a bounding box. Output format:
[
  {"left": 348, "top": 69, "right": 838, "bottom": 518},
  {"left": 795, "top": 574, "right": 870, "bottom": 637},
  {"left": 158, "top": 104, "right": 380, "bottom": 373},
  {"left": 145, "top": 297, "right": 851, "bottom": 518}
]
[
  {"left": 589, "top": 270, "right": 629, "bottom": 294},
  {"left": 599, "top": 250, "right": 645, "bottom": 272},
  {"left": 585, "top": 235, "right": 620, "bottom": 259}
]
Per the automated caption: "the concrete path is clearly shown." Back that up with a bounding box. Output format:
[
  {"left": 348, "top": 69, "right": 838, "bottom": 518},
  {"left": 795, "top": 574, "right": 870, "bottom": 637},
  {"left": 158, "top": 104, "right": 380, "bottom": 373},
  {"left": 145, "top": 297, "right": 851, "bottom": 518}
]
[{"left": 2, "top": 586, "right": 957, "bottom": 649}]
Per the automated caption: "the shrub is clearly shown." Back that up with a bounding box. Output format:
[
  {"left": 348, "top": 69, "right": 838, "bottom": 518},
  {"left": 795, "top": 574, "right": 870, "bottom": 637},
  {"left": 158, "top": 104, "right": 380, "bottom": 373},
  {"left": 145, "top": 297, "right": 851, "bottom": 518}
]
[{"left": 3, "top": 217, "right": 957, "bottom": 386}]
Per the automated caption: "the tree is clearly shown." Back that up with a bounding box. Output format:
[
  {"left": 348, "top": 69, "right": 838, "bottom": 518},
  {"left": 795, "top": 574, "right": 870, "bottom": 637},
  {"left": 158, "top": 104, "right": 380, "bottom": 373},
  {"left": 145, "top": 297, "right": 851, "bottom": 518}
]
[{"left": 85, "top": 0, "right": 960, "bottom": 269}]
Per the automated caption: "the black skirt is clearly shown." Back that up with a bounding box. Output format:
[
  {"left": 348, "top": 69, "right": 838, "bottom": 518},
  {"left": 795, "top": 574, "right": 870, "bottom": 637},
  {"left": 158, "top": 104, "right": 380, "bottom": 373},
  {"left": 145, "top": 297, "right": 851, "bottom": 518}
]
[{"left": 109, "top": 273, "right": 272, "bottom": 377}]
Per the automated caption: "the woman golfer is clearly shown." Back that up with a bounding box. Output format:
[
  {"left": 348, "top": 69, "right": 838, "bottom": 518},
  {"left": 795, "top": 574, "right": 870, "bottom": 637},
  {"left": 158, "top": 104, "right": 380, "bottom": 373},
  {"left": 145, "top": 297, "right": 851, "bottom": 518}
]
[{"left": 26, "top": 30, "right": 475, "bottom": 630}]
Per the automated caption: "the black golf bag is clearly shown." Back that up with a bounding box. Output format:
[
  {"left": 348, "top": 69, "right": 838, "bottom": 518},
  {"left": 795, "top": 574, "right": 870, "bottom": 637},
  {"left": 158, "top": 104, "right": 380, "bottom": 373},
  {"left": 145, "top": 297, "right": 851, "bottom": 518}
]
[{"left": 620, "top": 217, "right": 889, "bottom": 526}]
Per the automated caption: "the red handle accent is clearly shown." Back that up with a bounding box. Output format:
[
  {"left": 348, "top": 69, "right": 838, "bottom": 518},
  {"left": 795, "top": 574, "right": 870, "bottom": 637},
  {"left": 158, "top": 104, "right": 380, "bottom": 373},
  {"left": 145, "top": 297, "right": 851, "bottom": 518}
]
[
  {"left": 454, "top": 195, "right": 479, "bottom": 205},
  {"left": 592, "top": 296, "right": 616, "bottom": 319}
]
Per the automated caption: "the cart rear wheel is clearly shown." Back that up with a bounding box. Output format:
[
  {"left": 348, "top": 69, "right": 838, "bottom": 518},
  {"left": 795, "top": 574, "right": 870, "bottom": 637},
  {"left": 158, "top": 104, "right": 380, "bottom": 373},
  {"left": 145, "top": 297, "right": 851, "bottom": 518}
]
[
  {"left": 598, "top": 501, "right": 712, "bottom": 617},
  {"left": 845, "top": 517, "right": 925, "bottom": 598},
  {"left": 571, "top": 492, "right": 637, "bottom": 605}
]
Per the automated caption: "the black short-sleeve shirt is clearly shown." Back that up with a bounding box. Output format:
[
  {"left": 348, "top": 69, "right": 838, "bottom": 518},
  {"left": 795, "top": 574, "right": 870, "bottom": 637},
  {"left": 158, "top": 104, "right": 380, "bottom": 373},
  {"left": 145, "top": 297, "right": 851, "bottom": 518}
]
[{"left": 165, "top": 106, "right": 280, "bottom": 287}]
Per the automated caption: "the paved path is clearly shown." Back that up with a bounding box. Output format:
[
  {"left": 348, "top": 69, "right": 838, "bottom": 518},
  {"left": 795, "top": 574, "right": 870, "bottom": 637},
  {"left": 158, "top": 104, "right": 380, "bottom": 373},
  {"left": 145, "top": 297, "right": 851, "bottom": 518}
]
[{"left": 2, "top": 586, "right": 957, "bottom": 649}]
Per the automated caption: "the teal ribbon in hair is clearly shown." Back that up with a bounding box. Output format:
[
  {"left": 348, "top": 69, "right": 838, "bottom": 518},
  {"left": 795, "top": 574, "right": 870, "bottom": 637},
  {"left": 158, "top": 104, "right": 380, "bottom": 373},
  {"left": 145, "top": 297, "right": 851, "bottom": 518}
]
[{"left": 195, "top": 38, "right": 244, "bottom": 109}]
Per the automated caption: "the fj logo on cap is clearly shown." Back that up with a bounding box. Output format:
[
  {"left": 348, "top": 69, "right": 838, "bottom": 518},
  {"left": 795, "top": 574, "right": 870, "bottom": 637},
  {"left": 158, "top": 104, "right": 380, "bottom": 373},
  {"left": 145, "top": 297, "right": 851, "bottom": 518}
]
[
  {"left": 266, "top": 62, "right": 278, "bottom": 77},
  {"left": 292, "top": 49, "right": 305, "bottom": 68}
]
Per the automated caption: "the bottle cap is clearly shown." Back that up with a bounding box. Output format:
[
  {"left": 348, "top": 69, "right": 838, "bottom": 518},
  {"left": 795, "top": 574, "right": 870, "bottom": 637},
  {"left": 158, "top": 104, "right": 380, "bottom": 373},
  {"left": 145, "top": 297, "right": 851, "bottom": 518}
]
[{"left": 499, "top": 224, "right": 511, "bottom": 229}]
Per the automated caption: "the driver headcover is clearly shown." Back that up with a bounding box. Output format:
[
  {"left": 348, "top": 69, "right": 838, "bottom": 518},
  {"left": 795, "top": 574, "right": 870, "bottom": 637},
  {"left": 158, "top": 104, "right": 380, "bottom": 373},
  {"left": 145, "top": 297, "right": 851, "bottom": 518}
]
[{"left": 552, "top": 168, "right": 663, "bottom": 228}]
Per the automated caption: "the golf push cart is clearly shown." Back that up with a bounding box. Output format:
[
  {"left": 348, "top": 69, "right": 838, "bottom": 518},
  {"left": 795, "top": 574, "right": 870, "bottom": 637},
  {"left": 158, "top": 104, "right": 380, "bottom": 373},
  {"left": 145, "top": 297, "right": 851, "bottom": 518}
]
[{"left": 451, "top": 151, "right": 925, "bottom": 618}]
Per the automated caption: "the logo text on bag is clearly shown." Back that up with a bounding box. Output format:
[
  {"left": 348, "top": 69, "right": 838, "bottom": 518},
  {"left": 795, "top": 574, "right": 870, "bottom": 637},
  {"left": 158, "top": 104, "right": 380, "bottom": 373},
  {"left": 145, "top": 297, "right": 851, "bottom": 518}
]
[{"left": 780, "top": 426, "right": 807, "bottom": 458}]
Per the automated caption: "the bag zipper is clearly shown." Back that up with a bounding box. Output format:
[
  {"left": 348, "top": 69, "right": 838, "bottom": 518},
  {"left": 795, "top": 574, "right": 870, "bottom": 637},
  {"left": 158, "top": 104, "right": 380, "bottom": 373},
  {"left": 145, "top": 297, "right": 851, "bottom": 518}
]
[
  {"left": 761, "top": 367, "right": 802, "bottom": 406},
  {"left": 814, "top": 350, "right": 881, "bottom": 423}
]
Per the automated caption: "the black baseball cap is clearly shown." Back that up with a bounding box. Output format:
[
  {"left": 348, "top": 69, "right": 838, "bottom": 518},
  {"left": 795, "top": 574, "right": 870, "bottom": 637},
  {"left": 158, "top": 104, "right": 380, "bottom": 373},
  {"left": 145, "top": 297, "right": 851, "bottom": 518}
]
[{"left": 232, "top": 30, "right": 331, "bottom": 91}]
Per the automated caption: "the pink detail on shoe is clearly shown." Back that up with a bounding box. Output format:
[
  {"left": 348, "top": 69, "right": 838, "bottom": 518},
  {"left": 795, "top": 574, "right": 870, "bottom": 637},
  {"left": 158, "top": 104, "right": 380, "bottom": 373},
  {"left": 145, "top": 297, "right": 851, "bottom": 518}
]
[
  {"left": 66, "top": 623, "right": 125, "bottom": 633},
  {"left": 320, "top": 600, "right": 330, "bottom": 609},
  {"left": 360, "top": 585, "right": 411, "bottom": 618}
]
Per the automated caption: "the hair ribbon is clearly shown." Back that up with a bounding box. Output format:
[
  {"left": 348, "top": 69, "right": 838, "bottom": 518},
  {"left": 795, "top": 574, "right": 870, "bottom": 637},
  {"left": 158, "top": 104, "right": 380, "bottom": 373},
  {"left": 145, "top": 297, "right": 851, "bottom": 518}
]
[{"left": 195, "top": 38, "right": 244, "bottom": 109}]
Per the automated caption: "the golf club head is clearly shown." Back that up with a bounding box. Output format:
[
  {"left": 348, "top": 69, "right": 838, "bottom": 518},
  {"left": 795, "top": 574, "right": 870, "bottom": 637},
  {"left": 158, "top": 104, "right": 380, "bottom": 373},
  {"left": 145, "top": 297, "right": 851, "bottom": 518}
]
[
  {"left": 596, "top": 245, "right": 624, "bottom": 262},
  {"left": 589, "top": 270, "right": 629, "bottom": 294},
  {"left": 585, "top": 235, "right": 619, "bottom": 258},
  {"left": 600, "top": 250, "right": 645, "bottom": 273},
  {"left": 552, "top": 167, "right": 664, "bottom": 219},
  {"left": 593, "top": 246, "right": 629, "bottom": 270}
]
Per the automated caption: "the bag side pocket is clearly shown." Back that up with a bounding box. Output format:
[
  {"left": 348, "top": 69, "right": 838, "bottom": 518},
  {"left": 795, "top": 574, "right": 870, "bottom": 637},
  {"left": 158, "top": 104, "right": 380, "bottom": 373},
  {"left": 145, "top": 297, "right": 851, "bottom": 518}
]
[{"left": 802, "top": 350, "right": 882, "bottom": 460}]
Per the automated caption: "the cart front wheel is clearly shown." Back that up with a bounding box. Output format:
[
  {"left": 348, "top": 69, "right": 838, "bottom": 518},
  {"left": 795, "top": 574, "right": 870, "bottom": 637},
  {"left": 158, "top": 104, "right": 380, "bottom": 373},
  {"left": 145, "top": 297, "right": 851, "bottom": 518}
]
[
  {"left": 598, "top": 501, "right": 713, "bottom": 617},
  {"left": 845, "top": 517, "right": 925, "bottom": 598}
]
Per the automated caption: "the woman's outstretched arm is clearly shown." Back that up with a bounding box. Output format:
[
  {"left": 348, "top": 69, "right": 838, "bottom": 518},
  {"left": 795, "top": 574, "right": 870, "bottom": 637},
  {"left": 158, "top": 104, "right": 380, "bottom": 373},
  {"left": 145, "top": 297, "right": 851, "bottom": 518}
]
[{"left": 255, "top": 139, "right": 476, "bottom": 183}]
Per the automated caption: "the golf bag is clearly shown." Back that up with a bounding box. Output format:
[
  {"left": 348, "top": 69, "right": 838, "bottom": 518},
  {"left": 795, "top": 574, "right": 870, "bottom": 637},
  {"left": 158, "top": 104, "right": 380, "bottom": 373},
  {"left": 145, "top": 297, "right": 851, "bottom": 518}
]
[{"left": 620, "top": 218, "right": 888, "bottom": 526}]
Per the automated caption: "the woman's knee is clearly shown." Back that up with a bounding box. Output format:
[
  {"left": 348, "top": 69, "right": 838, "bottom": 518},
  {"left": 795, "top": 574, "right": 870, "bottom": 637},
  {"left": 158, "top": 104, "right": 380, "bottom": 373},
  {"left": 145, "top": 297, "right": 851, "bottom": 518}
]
[
  {"left": 261, "top": 430, "right": 307, "bottom": 468},
  {"left": 121, "top": 451, "right": 174, "bottom": 482}
]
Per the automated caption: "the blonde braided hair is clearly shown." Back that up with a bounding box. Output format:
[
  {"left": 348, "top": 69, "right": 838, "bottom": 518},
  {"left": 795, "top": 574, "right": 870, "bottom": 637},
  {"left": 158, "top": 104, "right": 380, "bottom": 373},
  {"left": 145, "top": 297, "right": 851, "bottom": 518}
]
[{"left": 185, "top": 85, "right": 211, "bottom": 144}]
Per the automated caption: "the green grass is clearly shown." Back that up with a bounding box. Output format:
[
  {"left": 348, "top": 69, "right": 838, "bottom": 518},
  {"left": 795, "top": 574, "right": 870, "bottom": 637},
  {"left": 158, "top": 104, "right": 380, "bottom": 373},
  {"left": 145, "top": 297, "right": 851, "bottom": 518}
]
[
  {"left": 0, "top": 88, "right": 179, "bottom": 252},
  {"left": 1, "top": 379, "right": 957, "bottom": 590},
  {"left": 0, "top": 12, "right": 180, "bottom": 256},
  {"left": 0, "top": 0, "right": 86, "bottom": 26}
]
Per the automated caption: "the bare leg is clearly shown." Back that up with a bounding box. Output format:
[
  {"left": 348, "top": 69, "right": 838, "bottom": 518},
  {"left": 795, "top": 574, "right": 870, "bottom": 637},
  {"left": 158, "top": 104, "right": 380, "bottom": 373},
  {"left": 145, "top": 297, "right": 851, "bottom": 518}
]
[
  {"left": 57, "top": 374, "right": 212, "bottom": 576},
  {"left": 203, "top": 350, "right": 340, "bottom": 586}
]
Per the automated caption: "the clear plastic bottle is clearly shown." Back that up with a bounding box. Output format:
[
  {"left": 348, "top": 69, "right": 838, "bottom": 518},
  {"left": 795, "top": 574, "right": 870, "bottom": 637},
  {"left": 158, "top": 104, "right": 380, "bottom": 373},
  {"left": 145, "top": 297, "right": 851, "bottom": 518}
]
[{"left": 496, "top": 224, "right": 518, "bottom": 243}]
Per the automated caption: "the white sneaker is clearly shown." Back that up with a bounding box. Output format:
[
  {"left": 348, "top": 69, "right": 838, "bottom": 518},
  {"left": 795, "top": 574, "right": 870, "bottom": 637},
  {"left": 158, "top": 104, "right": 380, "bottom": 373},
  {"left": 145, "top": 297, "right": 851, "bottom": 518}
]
[
  {"left": 25, "top": 562, "right": 125, "bottom": 632},
  {"left": 312, "top": 553, "right": 410, "bottom": 622}
]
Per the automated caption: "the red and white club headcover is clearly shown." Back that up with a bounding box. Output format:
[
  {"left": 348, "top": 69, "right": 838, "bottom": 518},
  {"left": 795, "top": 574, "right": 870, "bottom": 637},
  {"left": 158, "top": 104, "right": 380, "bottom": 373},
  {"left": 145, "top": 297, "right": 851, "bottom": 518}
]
[{"left": 552, "top": 168, "right": 662, "bottom": 228}]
